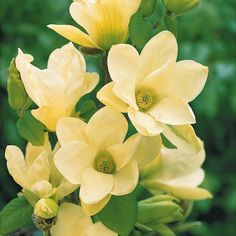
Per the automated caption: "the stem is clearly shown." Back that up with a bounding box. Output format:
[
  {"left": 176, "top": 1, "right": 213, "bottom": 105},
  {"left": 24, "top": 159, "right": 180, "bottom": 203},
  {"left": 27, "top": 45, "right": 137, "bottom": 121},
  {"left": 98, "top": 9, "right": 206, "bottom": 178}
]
[{"left": 43, "top": 231, "right": 51, "bottom": 236}]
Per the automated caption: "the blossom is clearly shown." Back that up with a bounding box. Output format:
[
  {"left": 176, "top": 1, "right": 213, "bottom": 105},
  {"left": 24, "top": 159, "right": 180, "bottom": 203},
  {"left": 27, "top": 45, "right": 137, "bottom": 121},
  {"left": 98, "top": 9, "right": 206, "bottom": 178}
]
[
  {"left": 15, "top": 43, "right": 99, "bottom": 131},
  {"left": 54, "top": 107, "right": 142, "bottom": 214},
  {"left": 50, "top": 203, "right": 117, "bottom": 236},
  {"left": 48, "top": 0, "right": 141, "bottom": 50},
  {"left": 5, "top": 134, "right": 77, "bottom": 202},
  {"left": 97, "top": 30, "right": 208, "bottom": 152},
  {"left": 140, "top": 141, "right": 212, "bottom": 200}
]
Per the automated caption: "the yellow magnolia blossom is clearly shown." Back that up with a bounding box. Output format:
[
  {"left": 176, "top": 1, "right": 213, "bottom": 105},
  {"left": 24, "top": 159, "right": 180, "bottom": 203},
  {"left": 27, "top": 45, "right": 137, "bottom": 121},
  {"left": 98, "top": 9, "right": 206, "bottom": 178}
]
[
  {"left": 51, "top": 203, "right": 117, "bottom": 236},
  {"left": 5, "top": 134, "right": 77, "bottom": 202},
  {"left": 140, "top": 141, "right": 212, "bottom": 200},
  {"left": 54, "top": 107, "right": 146, "bottom": 214},
  {"left": 97, "top": 30, "right": 208, "bottom": 153},
  {"left": 15, "top": 43, "right": 99, "bottom": 131},
  {"left": 48, "top": 0, "right": 141, "bottom": 50}
]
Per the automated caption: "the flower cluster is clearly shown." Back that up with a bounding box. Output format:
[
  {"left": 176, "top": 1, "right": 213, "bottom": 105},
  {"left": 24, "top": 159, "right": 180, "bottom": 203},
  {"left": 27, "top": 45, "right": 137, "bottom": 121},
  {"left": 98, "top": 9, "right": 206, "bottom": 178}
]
[{"left": 3, "top": 0, "right": 212, "bottom": 235}]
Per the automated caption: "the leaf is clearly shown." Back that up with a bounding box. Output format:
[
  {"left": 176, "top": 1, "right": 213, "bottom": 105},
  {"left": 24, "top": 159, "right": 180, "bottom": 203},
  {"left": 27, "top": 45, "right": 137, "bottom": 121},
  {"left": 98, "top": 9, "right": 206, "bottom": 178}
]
[
  {"left": 17, "top": 110, "right": 45, "bottom": 146},
  {"left": 79, "top": 100, "right": 97, "bottom": 122},
  {"left": 164, "top": 16, "right": 178, "bottom": 37},
  {"left": 97, "top": 193, "right": 138, "bottom": 236},
  {"left": 129, "top": 11, "right": 154, "bottom": 50},
  {"left": 0, "top": 196, "right": 33, "bottom": 235},
  {"left": 161, "top": 134, "right": 177, "bottom": 149}
]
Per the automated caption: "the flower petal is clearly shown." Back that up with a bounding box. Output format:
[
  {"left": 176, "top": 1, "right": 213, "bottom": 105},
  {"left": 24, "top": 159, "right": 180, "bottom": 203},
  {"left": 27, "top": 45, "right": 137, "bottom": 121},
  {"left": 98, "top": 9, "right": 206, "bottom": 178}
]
[
  {"left": 164, "top": 60, "right": 208, "bottom": 102},
  {"left": 5, "top": 145, "right": 28, "bottom": 188},
  {"left": 111, "top": 161, "right": 139, "bottom": 196},
  {"left": 128, "top": 109, "right": 164, "bottom": 136},
  {"left": 48, "top": 24, "right": 97, "bottom": 48},
  {"left": 133, "top": 135, "right": 162, "bottom": 167},
  {"left": 54, "top": 141, "right": 96, "bottom": 184},
  {"left": 56, "top": 180, "right": 79, "bottom": 200},
  {"left": 108, "top": 44, "right": 140, "bottom": 82},
  {"left": 107, "top": 134, "right": 140, "bottom": 171},
  {"left": 51, "top": 203, "right": 92, "bottom": 236},
  {"left": 86, "top": 222, "right": 118, "bottom": 236},
  {"left": 81, "top": 194, "right": 111, "bottom": 216},
  {"left": 149, "top": 96, "right": 196, "bottom": 125},
  {"left": 56, "top": 117, "right": 88, "bottom": 145},
  {"left": 80, "top": 167, "right": 113, "bottom": 204},
  {"left": 123, "top": 0, "right": 142, "bottom": 15},
  {"left": 162, "top": 124, "right": 202, "bottom": 154},
  {"left": 140, "top": 31, "right": 178, "bottom": 79},
  {"left": 97, "top": 82, "right": 129, "bottom": 112},
  {"left": 87, "top": 107, "right": 128, "bottom": 149}
]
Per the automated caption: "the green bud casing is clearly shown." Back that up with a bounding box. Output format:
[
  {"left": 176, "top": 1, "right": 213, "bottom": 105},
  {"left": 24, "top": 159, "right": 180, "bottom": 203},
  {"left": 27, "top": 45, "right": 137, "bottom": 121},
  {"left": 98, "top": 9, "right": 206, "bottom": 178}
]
[
  {"left": 163, "top": 0, "right": 200, "bottom": 15},
  {"left": 140, "top": 0, "right": 156, "bottom": 17}
]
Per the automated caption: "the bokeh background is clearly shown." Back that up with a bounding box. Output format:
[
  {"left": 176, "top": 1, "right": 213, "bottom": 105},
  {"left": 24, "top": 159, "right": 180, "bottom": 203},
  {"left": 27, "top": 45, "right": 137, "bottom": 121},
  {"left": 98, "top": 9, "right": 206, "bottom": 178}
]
[{"left": 0, "top": 0, "right": 235, "bottom": 235}]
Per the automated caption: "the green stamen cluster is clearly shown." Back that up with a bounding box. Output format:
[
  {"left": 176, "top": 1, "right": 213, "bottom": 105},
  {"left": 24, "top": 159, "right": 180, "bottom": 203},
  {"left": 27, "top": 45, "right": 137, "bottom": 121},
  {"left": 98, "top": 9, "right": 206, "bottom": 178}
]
[
  {"left": 136, "top": 90, "right": 154, "bottom": 110},
  {"left": 95, "top": 151, "right": 115, "bottom": 174}
]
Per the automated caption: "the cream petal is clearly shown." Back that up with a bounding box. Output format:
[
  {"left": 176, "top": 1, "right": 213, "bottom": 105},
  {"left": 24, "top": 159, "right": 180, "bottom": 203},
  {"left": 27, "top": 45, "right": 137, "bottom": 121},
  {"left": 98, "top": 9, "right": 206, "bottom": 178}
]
[
  {"left": 111, "top": 161, "right": 139, "bottom": 196},
  {"left": 80, "top": 167, "right": 113, "bottom": 204},
  {"left": 107, "top": 134, "right": 140, "bottom": 171},
  {"left": 81, "top": 194, "right": 111, "bottom": 216},
  {"left": 56, "top": 179, "right": 79, "bottom": 200},
  {"left": 162, "top": 124, "right": 202, "bottom": 154},
  {"left": 85, "top": 222, "right": 118, "bottom": 236},
  {"left": 140, "top": 31, "right": 177, "bottom": 79},
  {"left": 5, "top": 145, "right": 28, "bottom": 188},
  {"left": 87, "top": 107, "right": 128, "bottom": 149},
  {"left": 27, "top": 151, "right": 50, "bottom": 187},
  {"left": 133, "top": 135, "right": 162, "bottom": 167},
  {"left": 81, "top": 72, "right": 99, "bottom": 95},
  {"left": 54, "top": 141, "right": 96, "bottom": 184},
  {"left": 128, "top": 109, "right": 164, "bottom": 136},
  {"left": 123, "top": 0, "right": 142, "bottom": 15},
  {"left": 31, "top": 180, "right": 52, "bottom": 198},
  {"left": 97, "top": 82, "right": 129, "bottom": 112},
  {"left": 108, "top": 44, "right": 140, "bottom": 82},
  {"left": 51, "top": 203, "right": 92, "bottom": 236},
  {"left": 149, "top": 96, "right": 196, "bottom": 125},
  {"left": 56, "top": 117, "right": 88, "bottom": 145},
  {"left": 48, "top": 24, "right": 97, "bottom": 48},
  {"left": 164, "top": 60, "right": 208, "bottom": 102}
]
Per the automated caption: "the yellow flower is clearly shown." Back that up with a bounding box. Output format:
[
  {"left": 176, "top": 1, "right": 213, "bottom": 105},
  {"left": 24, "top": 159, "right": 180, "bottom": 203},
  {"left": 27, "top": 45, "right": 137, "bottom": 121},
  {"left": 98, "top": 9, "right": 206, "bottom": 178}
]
[
  {"left": 48, "top": 0, "right": 141, "bottom": 50},
  {"left": 5, "top": 134, "right": 77, "bottom": 202},
  {"left": 50, "top": 203, "right": 117, "bottom": 236},
  {"left": 54, "top": 107, "right": 142, "bottom": 214},
  {"left": 97, "top": 30, "right": 208, "bottom": 153},
  {"left": 140, "top": 141, "right": 212, "bottom": 200},
  {"left": 15, "top": 43, "right": 99, "bottom": 131}
]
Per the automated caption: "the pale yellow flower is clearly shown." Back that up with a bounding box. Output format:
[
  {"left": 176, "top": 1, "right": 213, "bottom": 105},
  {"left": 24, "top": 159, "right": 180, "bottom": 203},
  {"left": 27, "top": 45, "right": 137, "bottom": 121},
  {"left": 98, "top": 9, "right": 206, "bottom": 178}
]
[
  {"left": 97, "top": 30, "right": 208, "bottom": 153},
  {"left": 140, "top": 141, "right": 212, "bottom": 200},
  {"left": 5, "top": 134, "right": 77, "bottom": 202},
  {"left": 15, "top": 43, "right": 99, "bottom": 131},
  {"left": 54, "top": 107, "right": 142, "bottom": 214},
  {"left": 48, "top": 0, "right": 141, "bottom": 50},
  {"left": 51, "top": 203, "right": 117, "bottom": 236}
]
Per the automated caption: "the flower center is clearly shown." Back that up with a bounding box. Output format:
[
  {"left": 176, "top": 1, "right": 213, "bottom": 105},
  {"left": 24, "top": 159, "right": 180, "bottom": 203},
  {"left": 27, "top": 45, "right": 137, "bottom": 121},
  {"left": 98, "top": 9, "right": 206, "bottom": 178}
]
[
  {"left": 136, "top": 90, "right": 154, "bottom": 110},
  {"left": 95, "top": 151, "right": 115, "bottom": 174}
]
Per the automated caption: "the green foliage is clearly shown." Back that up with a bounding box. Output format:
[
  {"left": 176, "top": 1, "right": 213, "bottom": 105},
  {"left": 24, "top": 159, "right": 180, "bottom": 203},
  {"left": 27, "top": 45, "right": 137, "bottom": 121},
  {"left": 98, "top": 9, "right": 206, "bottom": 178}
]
[
  {"left": 0, "top": 196, "right": 33, "bottom": 235},
  {"left": 17, "top": 111, "right": 45, "bottom": 146},
  {"left": 97, "top": 193, "right": 138, "bottom": 236}
]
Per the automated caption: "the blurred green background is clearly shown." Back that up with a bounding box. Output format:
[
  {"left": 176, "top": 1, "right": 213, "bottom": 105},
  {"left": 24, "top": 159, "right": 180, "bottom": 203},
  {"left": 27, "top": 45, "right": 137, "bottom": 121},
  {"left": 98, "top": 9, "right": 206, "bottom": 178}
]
[{"left": 0, "top": 0, "right": 235, "bottom": 235}]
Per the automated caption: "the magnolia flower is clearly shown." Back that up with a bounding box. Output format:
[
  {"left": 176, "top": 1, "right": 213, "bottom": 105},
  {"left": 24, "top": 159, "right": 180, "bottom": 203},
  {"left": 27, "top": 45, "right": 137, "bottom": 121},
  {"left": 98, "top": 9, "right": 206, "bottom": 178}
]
[
  {"left": 140, "top": 142, "right": 212, "bottom": 200},
  {"left": 15, "top": 43, "right": 99, "bottom": 131},
  {"left": 5, "top": 134, "right": 77, "bottom": 203},
  {"left": 48, "top": 0, "right": 141, "bottom": 50},
  {"left": 97, "top": 31, "right": 208, "bottom": 153},
  {"left": 54, "top": 107, "right": 142, "bottom": 214},
  {"left": 51, "top": 203, "right": 117, "bottom": 236}
]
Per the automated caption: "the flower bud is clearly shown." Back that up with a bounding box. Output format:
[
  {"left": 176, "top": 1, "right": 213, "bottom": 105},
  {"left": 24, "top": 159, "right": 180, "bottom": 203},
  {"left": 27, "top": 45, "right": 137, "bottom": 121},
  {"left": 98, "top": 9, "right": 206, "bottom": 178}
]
[
  {"left": 163, "top": 0, "right": 200, "bottom": 16},
  {"left": 139, "top": 0, "right": 156, "bottom": 17},
  {"left": 137, "top": 195, "right": 183, "bottom": 227},
  {"left": 7, "top": 59, "right": 32, "bottom": 111},
  {"left": 34, "top": 198, "right": 59, "bottom": 219}
]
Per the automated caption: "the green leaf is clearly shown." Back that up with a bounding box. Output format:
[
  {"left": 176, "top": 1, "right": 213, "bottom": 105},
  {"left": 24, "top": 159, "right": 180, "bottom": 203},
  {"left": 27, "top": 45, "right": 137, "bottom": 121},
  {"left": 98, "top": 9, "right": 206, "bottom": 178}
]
[
  {"left": 79, "top": 100, "right": 97, "bottom": 122},
  {"left": 161, "top": 134, "right": 177, "bottom": 149},
  {"left": 152, "top": 224, "right": 176, "bottom": 236},
  {"left": 17, "top": 110, "right": 45, "bottom": 146},
  {"left": 0, "top": 196, "right": 33, "bottom": 235},
  {"left": 129, "top": 11, "right": 154, "bottom": 50},
  {"left": 164, "top": 16, "right": 178, "bottom": 37},
  {"left": 97, "top": 193, "right": 138, "bottom": 236}
]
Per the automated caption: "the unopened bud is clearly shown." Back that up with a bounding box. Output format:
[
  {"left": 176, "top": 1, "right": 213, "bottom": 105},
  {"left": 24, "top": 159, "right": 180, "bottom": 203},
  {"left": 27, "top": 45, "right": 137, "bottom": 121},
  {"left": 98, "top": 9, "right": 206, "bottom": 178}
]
[
  {"left": 7, "top": 59, "right": 32, "bottom": 111},
  {"left": 139, "top": 0, "right": 156, "bottom": 17},
  {"left": 163, "top": 0, "right": 200, "bottom": 16},
  {"left": 34, "top": 198, "right": 59, "bottom": 219}
]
